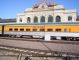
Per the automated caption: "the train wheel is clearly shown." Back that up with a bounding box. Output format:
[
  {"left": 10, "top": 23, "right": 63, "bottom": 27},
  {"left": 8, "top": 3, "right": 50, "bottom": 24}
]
[
  {"left": 11, "top": 35, "right": 16, "bottom": 38},
  {"left": 76, "top": 37, "right": 79, "bottom": 41},
  {"left": 67, "top": 37, "right": 72, "bottom": 41},
  {"left": 73, "top": 37, "right": 77, "bottom": 41},
  {"left": 15, "top": 35, "right": 21, "bottom": 38}
]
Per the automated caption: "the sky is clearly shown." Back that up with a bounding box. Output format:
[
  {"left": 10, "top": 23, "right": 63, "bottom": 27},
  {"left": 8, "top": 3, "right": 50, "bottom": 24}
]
[{"left": 0, "top": 0, "right": 79, "bottom": 19}]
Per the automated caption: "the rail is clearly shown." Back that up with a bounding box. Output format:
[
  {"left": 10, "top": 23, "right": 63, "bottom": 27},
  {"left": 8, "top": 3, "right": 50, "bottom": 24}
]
[{"left": 0, "top": 38, "right": 79, "bottom": 57}]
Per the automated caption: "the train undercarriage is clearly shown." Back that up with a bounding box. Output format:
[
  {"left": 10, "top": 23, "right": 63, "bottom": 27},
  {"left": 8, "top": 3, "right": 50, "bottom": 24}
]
[{"left": 0, "top": 31, "right": 79, "bottom": 41}]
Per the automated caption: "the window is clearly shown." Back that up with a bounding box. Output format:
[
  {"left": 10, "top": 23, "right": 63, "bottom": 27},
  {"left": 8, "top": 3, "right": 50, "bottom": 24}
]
[
  {"left": 9, "top": 28, "right": 13, "bottom": 31},
  {"left": 48, "top": 15, "right": 53, "bottom": 23},
  {"left": 64, "top": 28, "right": 67, "bottom": 32},
  {"left": 14, "top": 28, "right": 18, "bottom": 31},
  {"left": 20, "top": 18, "right": 22, "bottom": 22},
  {"left": 41, "top": 16, "right": 45, "bottom": 23},
  {"left": 33, "top": 29, "right": 37, "bottom": 31},
  {"left": 69, "top": 28, "right": 71, "bottom": 32},
  {"left": 47, "top": 29, "right": 53, "bottom": 32},
  {"left": 76, "top": 16, "right": 79, "bottom": 21},
  {"left": 76, "top": 19, "right": 79, "bottom": 21},
  {"left": 40, "top": 29, "right": 45, "bottom": 32},
  {"left": 26, "top": 29, "right": 30, "bottom": 31},
  {"left": 56, "top": 29, "right": 61, "bottom": 32},
  {"left": 20, "top": 28, "right": 24, "bottom": 31},
  {"left": 56, "top": 16, "right": 61, "bottom": 22},
  {"left": 27, "top": 17, "right": 31, "bottom": 23},
  {"left": 34, "top": 16, "right": 38, "bottom": 23},
  {"left": 68, "top": 16, "right": 72, "bottom": 21}
]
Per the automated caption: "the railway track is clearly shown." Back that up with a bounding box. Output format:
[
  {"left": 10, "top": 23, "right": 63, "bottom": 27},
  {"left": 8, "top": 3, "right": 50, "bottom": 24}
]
[
  {"left": 0, "top": 37, "right": 79, "bottom": 56},
  {"left": 0, "top": 36, "right": 79, "bottom": 45}
]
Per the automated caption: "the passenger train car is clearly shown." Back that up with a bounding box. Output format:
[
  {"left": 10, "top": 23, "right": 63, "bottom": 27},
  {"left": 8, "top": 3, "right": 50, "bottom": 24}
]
[{"left": 0, "top": 22, "right": 79, "bottom": 41}]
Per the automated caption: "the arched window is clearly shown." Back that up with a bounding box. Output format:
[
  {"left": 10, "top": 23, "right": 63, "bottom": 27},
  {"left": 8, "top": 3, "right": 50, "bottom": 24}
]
[
  {"left": 40, "top": 16, "right": 45, "bottom": 23},
  {"left": 27, "top": 17, "right": 31, "bottom": 23},
  {"left": 56, "top": 16, "right": 61, "bottom": 22},
  {"left": 68, "top": 16, "right": 72, "bottom": 21},
  {"left": 34, "top": 16, "right": 38, "bottom": 23},
  {"left": 48, "top": 15, "right": 53, "bottom": 23},
  {"left": 20, "top": 18, "right": 22, "bottom": 22}
]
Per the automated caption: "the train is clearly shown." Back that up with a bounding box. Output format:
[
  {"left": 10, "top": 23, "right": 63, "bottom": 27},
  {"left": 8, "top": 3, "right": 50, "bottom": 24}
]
[{"left": 0, "top": 22, "right": 79, "bottom": 41}]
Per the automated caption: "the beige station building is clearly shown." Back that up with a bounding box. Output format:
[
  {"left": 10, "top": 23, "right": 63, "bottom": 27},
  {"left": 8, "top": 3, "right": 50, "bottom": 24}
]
[{"left": 16, "top": 2, "right": 77, "bottom": 24}]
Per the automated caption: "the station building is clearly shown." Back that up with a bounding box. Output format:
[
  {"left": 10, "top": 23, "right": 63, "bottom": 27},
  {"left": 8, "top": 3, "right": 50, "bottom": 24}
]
[{"left": 16, "top": 2, "right": 77, "bottom": 23}]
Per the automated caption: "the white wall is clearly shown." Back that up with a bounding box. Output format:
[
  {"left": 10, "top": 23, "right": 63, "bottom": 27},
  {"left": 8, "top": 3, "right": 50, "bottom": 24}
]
[{"left": 16, "top": 9, "right": 77, "bottom": 23}]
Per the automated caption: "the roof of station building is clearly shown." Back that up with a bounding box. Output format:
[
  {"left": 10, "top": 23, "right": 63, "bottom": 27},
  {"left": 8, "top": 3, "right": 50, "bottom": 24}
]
[
  {"left": 24, "top": 1, "right": 65, "bottom": 12},
  {"left": 0, "top": 18, "right": 16, "bottom": 23}
]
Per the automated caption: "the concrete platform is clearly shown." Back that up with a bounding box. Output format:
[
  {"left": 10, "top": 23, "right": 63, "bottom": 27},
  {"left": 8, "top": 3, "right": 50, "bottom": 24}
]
[{"left": 0, "top": 39, "right": 79, "bottom": 56}]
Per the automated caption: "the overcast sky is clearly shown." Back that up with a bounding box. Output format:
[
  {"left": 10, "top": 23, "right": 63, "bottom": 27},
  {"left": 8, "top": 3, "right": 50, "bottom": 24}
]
[{"left": 0, "top": 0, "right": 79, "bottom": 18}]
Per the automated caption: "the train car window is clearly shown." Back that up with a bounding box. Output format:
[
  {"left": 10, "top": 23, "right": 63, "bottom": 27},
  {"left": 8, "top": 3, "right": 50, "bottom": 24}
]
[
  {"left": 9, "top": 28, "right": 13, "bottom": 31},
  {"left": 33, "top": 29, "right": 37, "bottom": 31},
  {"left": 40, "top": 29, "right": 45, "bottom": 31},
  {"left": 56, "top": 29, "right": 61, "bottom": 32},
  {"left": 69, "top": 28, "right": 71, "bottom": 32},
  {"left": 20, "top": 28, "right": 24, "bottom": 31},
  {"left": 26, "top": 29, "right": 30, "bottom": 31},
  {"left": 14, "top": 28, "right": 18, "bottom": 31},
  {"left": 64, "top": 28, "right": 67, "bottom": 32},
  {"left": 47, "top": 29, "right": 53, "bottom": 32}
]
